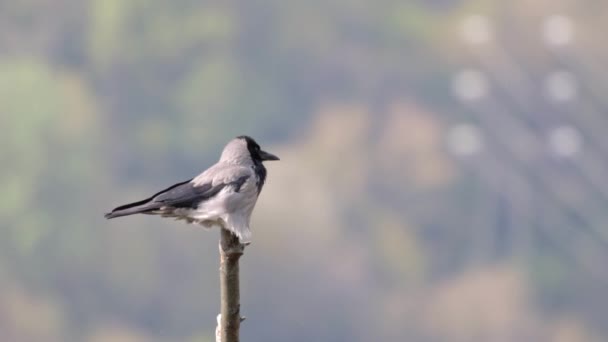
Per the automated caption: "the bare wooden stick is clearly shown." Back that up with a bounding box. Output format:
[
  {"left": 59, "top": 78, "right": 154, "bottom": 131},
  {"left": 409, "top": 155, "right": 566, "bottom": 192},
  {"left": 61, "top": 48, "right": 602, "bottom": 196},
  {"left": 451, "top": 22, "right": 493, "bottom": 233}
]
[{"left": 218, "top": 228, "right": 245, "bottom": 342}]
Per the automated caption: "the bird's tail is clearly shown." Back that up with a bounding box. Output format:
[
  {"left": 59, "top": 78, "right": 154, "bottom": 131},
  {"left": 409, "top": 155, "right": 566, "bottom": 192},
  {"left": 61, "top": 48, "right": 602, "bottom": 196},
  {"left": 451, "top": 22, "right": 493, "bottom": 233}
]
[{"left": 104, "top": 198, "right": 159, "bottom": 219}]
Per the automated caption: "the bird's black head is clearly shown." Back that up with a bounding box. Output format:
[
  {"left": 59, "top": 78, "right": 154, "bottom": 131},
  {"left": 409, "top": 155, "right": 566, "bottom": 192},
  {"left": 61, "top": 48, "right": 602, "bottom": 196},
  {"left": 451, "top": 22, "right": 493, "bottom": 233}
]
[{"left": 237, "top": 135, "right": 280, "bottom": 162}]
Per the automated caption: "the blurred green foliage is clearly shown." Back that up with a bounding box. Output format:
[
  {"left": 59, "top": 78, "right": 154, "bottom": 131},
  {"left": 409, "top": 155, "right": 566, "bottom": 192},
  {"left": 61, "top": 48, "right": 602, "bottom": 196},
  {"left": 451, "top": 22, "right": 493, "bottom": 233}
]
[{"left": 1, "top": 0, "right": 607, "bottom": 341}]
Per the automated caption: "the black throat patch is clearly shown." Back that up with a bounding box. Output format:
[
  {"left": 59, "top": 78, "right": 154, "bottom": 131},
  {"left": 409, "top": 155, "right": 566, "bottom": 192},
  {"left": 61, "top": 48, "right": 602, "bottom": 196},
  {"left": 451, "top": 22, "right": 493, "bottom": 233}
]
[{"left": 238, "top": 135, "right": 268, "bottom": 193}]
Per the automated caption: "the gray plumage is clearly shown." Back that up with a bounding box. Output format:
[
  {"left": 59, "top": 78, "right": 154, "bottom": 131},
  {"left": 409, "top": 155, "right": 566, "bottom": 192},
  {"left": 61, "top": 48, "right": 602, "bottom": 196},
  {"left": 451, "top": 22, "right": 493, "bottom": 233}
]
[{"left": 105, "top": 136, "right": 279, "bottom": 244}]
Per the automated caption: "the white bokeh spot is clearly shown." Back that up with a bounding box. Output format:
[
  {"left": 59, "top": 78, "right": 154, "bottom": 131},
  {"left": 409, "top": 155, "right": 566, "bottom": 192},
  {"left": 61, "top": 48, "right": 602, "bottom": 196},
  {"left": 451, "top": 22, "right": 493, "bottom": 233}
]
[
  {"left": 549, "top": 125, "right": 582, "bottom": 158},
  {"left": 461, "top": 15, "right": 493, "bottom": 45},
  {"left": 542, "top": 15, "right": 574, "bottom": 46},
  {"left": 446, "top": 124, "right": 484, "bottom": 157},
  {"left": 544, "top": 71, "right": 578, "bottom": 103},
  {"left": 452, "top": 69, "right": 489, "bottom": 102}
]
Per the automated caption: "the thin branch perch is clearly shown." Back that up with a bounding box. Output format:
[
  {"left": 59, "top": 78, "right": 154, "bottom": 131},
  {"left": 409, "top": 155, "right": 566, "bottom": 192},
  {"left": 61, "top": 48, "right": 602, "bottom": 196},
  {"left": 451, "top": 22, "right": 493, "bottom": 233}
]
[{"left": 217, "top": 228, "right": 245, "bottom": 342}]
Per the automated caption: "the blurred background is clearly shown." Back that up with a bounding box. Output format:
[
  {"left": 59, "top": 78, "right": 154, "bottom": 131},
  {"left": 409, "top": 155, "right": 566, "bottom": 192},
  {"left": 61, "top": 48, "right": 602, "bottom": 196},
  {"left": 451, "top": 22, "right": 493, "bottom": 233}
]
[{"left": 1, "top": 0, "right": 607, "bottom": 341}]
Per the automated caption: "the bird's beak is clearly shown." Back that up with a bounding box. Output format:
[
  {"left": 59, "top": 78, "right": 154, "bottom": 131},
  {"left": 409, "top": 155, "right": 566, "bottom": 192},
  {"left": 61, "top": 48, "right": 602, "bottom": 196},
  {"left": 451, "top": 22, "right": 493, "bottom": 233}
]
[{"left": 259, "top": 150, "right": 280, "bottom": 161}]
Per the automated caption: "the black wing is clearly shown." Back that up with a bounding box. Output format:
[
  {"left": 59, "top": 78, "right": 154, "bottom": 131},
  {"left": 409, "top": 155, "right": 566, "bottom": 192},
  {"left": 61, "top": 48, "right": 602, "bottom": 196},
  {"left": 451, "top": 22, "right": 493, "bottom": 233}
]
[
  {"left": 104, "top": 175, "right": 249, "bottom": 219},
  {"left": 153, "top": 181, "right": 224, "bottom": 208}
]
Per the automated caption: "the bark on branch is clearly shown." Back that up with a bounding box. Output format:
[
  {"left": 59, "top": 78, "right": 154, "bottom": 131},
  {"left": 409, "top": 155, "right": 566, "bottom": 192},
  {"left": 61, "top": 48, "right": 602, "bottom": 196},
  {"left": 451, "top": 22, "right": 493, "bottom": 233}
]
[{"left": 217, "top": 228, "right": 245, "bottom": 342}]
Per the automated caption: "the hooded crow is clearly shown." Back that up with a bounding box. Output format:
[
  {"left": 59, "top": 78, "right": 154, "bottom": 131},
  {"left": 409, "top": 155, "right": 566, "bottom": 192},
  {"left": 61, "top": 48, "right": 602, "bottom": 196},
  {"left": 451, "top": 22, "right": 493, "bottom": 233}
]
[{"left": 105, "top": 136, "right": 279, "bottom": 244}]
